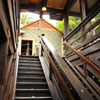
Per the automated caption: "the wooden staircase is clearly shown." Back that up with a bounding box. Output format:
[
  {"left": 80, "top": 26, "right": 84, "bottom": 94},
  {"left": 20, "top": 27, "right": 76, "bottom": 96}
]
[{"left": 14, "top": 56, "right": 53, "bottom": 100}]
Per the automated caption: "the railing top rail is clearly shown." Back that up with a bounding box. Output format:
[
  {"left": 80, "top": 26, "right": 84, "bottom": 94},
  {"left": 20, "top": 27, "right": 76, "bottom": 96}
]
[{"left": 63, "top": 41, "right": 100, "bottom": 74}]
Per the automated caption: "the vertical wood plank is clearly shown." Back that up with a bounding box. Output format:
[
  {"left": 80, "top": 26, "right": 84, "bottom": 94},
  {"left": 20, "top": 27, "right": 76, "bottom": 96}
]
[
  {"left": 80, "top": 0, "right": 88, "bottom": 41},
  {"left": 0, "top": 40, "right": 8, "bottom": 84},
  {"left": 64, "top": 14, "right": 69, "bottom": 38}
]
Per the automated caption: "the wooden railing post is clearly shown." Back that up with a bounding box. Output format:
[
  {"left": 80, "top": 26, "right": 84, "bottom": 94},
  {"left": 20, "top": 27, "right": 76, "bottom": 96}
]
[
  {"left": 41, "top": 46, "right": 43, "bottom": 56},
  {"left": 49, "top": 52, "right": 53, "bottom": 80},
  {"left": 83, "top": 61, "right": 88, "bottom": 80},
  {"left": 49, "top": 63, "right": 53, "bottom": 80}
]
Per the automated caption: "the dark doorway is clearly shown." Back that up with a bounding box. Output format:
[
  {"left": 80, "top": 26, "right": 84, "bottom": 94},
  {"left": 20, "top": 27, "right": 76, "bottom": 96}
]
[{"left": 21, "top": 40, "right": 32, "bottom": 55}]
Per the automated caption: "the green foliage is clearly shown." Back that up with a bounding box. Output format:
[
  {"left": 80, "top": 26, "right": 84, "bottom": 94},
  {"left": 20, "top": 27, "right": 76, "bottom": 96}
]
[
  {"left": 89, "top": 13, "right": 100, "bottom": 35},
  {"left": 56, "top": 16, "right": 81, "bottom": 33},
  {"left": 20, "top": 13, "right": 32, "bottom": 25},
  {"left": 69, "top": 16, "right": 81, "bottom": 32},
  {"left": 95, "top": 13, "right": 100, "bottom": 21},
  {"left": 56, "top": 20, "right": 64, "bottom": 32},
  {"left": 94, "top": 13, "right": 100, "bottom": 34}
]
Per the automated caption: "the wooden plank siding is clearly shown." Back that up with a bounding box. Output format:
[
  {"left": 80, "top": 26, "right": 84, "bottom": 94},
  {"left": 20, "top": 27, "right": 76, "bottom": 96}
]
[{"left": 0, "top": 0, "right": 20, "bottom": 100}]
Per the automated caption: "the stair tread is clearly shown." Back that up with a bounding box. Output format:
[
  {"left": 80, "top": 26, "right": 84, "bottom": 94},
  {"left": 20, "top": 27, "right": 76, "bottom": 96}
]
[
  {"left": 19, "top": 61, "right": 40, "bottom": 63},
  {"left": 18, "top": 76, "right": 45, "bottom": 79},
  {"left": 18, "top": 67, "right": 42, "bottom": 70},
  {"left": 20, "top": 55, "right": 39, "bottom": 57},
  {"left": 19, "top": 58, "right": 39, "bottom": 60},
  {"left": 19, "top": 64, "right": 41, "bottom": 66},
  {"left": 18, "top": 72, "right": 43, "bottom": 74},
  {"left": 19, "top": 59, "right": 40, "bottom": 61},
  {"left": 17, "top": 82, "right": 47, "bottom": 85},
  {"left": 15, "top": 96, "right": 52, "bottom": 99},
  {"left": 16, "top": 89, "right": 49, "bottom": 91}
]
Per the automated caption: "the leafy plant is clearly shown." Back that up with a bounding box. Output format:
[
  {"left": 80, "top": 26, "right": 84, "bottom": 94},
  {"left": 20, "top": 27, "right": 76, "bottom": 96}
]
[
  {"left": 56, "top": 16, "right": 81, "bottom": 33},
  {"left": 20, "top": 13, "right": 32, "bottom": 25}
]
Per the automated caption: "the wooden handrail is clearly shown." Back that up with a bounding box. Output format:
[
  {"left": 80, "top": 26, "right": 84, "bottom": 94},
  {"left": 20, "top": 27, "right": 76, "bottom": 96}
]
[
  {"left": 41, "top": 36, "right": 94, "bottom": 100},
  {"left": 41, "top": 39, "right": 74, "bottom": 100},
  {"left": 63, "top": 42, "right": 100, "bottom": 74}
]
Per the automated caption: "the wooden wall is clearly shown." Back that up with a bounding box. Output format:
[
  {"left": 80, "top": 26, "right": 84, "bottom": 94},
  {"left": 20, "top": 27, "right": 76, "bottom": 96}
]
[{"left": 0, "top": 0, "right": 20, "bottom": 100}]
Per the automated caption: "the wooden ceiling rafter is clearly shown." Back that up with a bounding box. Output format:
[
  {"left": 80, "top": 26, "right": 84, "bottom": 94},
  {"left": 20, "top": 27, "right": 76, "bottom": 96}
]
[
  {"left": 20, "top": 0, "right": 99, "bottom": 20},
  {"left": 64, "top": 0, "right": 77, "bottom": 13},
  {"left": 20, "top": 3, "right": 64, "bottom": 14},
  {"left": 68, "top": 11, "right": 81, "bottom": 17},
  {"left": 86, "top": 0, "right": 100, "bottom": 16},
  {"left": 41, "top": 0, "right": 47, "bottom": 7}
]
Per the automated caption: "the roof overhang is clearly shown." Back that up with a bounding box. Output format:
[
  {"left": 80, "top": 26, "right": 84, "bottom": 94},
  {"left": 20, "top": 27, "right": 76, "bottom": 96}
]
[{"left": 20, "top": 0, "right": 99, "bottom": 20}]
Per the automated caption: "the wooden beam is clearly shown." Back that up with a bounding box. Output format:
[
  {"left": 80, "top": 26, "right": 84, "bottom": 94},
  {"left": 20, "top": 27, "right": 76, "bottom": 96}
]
[
  {"left": 0, "top": 0, "right": 10, "bottom": 84},
  {"left": 20, "top": 3, "right": 64, "bottom": 14},
  {"left": 64, "top": 0, "right": 77, "bottom": 13},
  {"left": 0, "top": 1, "right": 9, "bottom": 40},
  {"left": 69, "top": 19, "right": 100, "bottom": 45},
  {"left": 7, "top": 0, "right": 16, "bottom": 51},
  {"left": 68, "top": 11, "right": 81, "bottom": 17},
  {"left": 84, "top": 0, "right": 89, "bottom": 15},
  {"left": 63, "top": 41, "right": 100, "bottom": 74},
  {"left": 87, "top": 0, "right": 100, "bottom": 15},
  {"left": 80, "top": 0, "right": 87, "bottom": 41},
  {"left": 64, "top": 14, "right": 69, "bottom": 38},
  {"left": 65, "top": 58, "right": 100, "bottom": 100},
  {"left": 41, "top": 0, "right": 47, "bottom": 7},
  {"left": 64, "top": 1, "right": 100, "bottom": 41},
  {"left": 0, "top": 40, "right": 8, "bottom": 84}
]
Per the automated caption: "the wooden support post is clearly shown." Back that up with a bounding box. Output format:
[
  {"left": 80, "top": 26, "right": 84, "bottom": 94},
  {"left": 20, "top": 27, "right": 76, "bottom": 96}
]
[
  {"left": 83, "top": 61, "right": 88, "bottom": 80},
  {"left": 64, "top": 14, "right": 69, "bottom": 38},
  {"left": 64, "top": 14, "right": 69, "bottom": 56},
  {"left": 80, "top": 0, "right": 88, "bottom": 41},
  {"left": 0, "top": 40, "right": 8, "bottom": 84}
]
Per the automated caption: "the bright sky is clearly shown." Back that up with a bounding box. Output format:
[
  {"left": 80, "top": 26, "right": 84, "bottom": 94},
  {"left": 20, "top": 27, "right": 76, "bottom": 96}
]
[{"left": 21, "top": 12, "right": 58, "bottom": 27}]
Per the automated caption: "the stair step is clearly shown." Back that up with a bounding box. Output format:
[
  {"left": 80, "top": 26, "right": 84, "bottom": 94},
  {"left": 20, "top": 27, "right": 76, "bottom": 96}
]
[
  {"left": 19, "top": 63, "right": 41, "bottom": 67},
  {"left": 15, "top": 96, "right": 52, "bottom": 100},
  {"left": 19, "top": 58, "right": 39, "bottom": 61},
  {"left": 16, "top": 89, "right": 49, "bottom": 92},
  {"left": 20, "top": 55, "right": 39, "bottom": 58},
  {"left": 17, "top": 82, "right": 47, "bottom": 85},
  {"left": 16, "top": 90, "right": 51, "bottom": 97},
  {"left": 18, "top": 67, "right": 42, "bottom": 71},
  {"left": 16, "top": 82, "right": 48, "bottom": 89},
  {"left": 18, "top": 72, "right": 44, "bottom": 74},
  {"left": 17, "top": 77, "right": 46, "bottom": 82},
  {"left": 18, "top": 73, "right": 44, "bottom": 77},
  {"left": 18, "top": 76, "right": 45, "bottom": 79},
  {"left": 14, "top": 56, "right": 53, "bottom": 100},
  {"left": 18, "top": 69, "right": 43, "bottom": 72},
  {"left": 18, "top": 66, "right": 42, "bottom": 69},
  {"left": 19, "top": 60, "right": 40, "bottom": 64}
]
